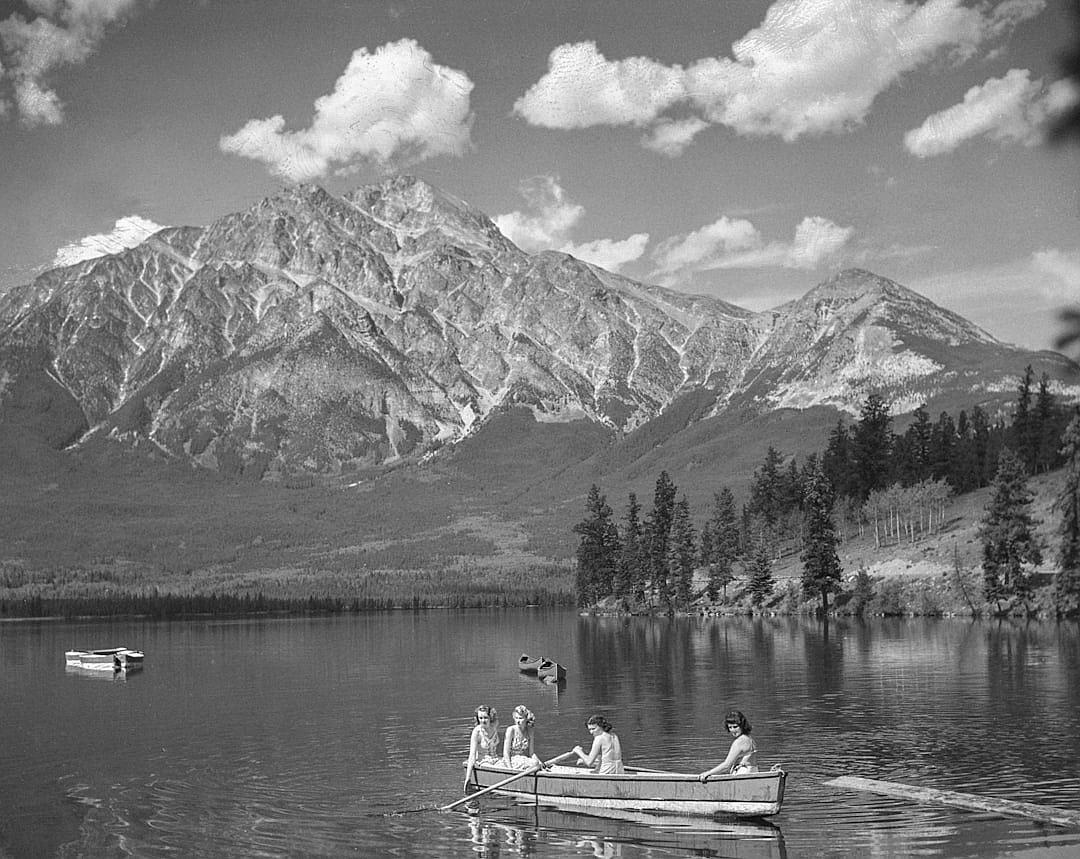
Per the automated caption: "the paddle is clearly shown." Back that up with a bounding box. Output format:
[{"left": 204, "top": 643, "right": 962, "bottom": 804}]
[{"left": 441, "top": 751, "right": 577, "bottom": 812}]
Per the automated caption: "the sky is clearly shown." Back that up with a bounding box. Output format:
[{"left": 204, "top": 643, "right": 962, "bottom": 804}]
[{"left": 1, "top": 0, "right": 1079, "bottom": 352}]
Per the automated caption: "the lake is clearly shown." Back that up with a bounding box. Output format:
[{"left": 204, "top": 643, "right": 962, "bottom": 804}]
[{"left": 2, "top": 610, "right": 1079, "bottom": 858}]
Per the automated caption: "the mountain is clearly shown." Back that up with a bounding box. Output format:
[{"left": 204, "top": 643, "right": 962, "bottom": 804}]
[{"left": 1, "top": 175, "right": 1076, "bottom": 491}]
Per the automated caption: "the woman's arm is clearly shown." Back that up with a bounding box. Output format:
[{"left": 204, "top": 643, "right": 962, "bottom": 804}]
[
  {"left": 502, "top": 727, "right": 514, "bottom": 766},
  {"left": 699, "top": 736, "right": 749, "bottom": 780},
  {"left": 574, "top": 735, "right": 603, "bottom": 767},
  {"left": 464, "top": 727, "right": 480, "bottom": 788}
]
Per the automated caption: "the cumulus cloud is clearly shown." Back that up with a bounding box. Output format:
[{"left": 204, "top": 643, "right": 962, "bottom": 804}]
[
  {"left": 513, "top": 41, "right": 685, "bottom": 129},
  {"left": 0, "top": 0, "right": 138, "bottom": 127},
  {"left": 562, "top": 234, "right": 650, "bottom": 273},
  {"left": 652, "top": 214, "right": 853, "bottom": 280},
  {"left": 905, "top": 69, "right": 1080, "bottom": 157},
  {"left": 493, "top": 176, "right": 649, "bottom": 273},
  {"left": 52, "top": 214, "right": 165, "bottom": 266},
  {"left": 220, "top": 39, "right": 474, "bottom": 181},
  {"left": 512, "top": 0, "right": 1045, "bottom": 150}
]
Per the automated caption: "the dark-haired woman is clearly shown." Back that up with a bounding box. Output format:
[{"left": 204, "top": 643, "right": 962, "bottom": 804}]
[
  {"left": 573, "top": 714, "right": 624, "bottom": 774},
  {"left": 699, "top": 710, "right": 757, "bottom": 781},
  {"left": 464, "top": 705, "right": 501, "bottom": 790}
]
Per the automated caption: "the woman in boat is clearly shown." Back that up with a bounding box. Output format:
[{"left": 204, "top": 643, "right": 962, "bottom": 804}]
[
  {"left": 464, "top": 705, "right": 501, "bottom": 790},
  {"left": 699, "top": 710, "right": 757, "bottom": 781},
  {"left": 503, "top": 705, "right": 543, "bottom": 770},
  {"left": 573, "top": 714, "right": 624, "bottom": 774}
]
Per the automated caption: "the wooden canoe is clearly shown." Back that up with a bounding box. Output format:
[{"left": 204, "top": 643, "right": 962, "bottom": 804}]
[
  {"left": 518, "top": 653, "right": 543, "bottom": 673},
  {"left": 469, "top": 763, "right": 786, "bottom": 817},
  {"left": 65, "top": 648, "right": 145, "bottom": 670},
  {"left": 537, "top": 659, "right": 566, "bottom": 682}
]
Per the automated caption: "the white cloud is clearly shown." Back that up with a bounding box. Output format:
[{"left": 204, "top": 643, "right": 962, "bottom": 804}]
[
  {"left": 641, "top": 117, "right": 708, "bottom": 157},
  {"left": 513, "top": 0, "right": 1046, "bottom": 150},
  {"left": 493, "top": 176, "right": 585, "bottom": 251},
  {"left": 562, "top": 234, "right": 650, "bottom": 272},
  {"left": 493, "top": 176, "right": 648, "bottom": 273},
  {"left": 220, "top": 39, "right": 474, "bottom": 181},
  {"left": 905, "top": 69, "right": 1080, "bottom": 157},
  {"left": 652, "top": 214, "right": 853, "bottom": 279},
  {"left": 52, "top": 214, "right": 164, "bottom": 266},
  {"left": 513, "top": 41, "right": 685, "bottom": 129},
  {"left": 0, "top": 0, "right": 138, "bottom": 127}
]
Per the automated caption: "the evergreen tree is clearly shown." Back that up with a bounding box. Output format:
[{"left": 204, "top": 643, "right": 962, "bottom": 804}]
[
  {"left": 748, "top": 446, "right": 786, "bottom": 528},
  {"left": 701, "top": 487, "right": 738, "bottom": 600},
  {"left": 1012, "top": 365, "right": 1036, "bottom": 473},
  {"left": 900, "top": 404, "right": 933, "bottom": 484},
  {"left": 1055, "top": 414, "right": 1080, "bottom": 617},
  {"left": 616, "top": 493, "right": 645, "bottom": 601},
  {"left": 930, "top": 411, "right": 956, "bottom": 482},
  {"left": 979, "top": 448, "right": 1043, "bottom": 615},
  {"left": 1035, "top": 372, "right": 1064, "bottom": 473},
  {"left": 746, "top": 538, "right": 775, "bottom": 608},
  {"left": 573, "top": 485, "right": 621, "bottom": 607},
  {"left": 800, "top": 462, "right": 843, "bottom": 613},
  {"left": 823, "top": 418, "right": 855, "bottom": 498},
  {"left": 852, "top": 393, "right": 893, "bottom": 499},
  {"left": 645, "top": 471, "right": 678, "bottom": 609},
  {"left": 669, "top": 497, "right": 697, "bottom": 611}
]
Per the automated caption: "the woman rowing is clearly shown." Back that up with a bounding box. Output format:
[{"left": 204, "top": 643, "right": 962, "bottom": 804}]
[
  {"left": 573, "top": 714, "right": 624, "bottom": 774},
  {"left": 699, "top": 709, "right": 758, "bottom": 780}
]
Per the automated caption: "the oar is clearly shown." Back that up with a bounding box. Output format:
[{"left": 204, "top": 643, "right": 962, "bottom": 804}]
[{"left": 441, "top": 751, "right": 576, "bottom": 812}]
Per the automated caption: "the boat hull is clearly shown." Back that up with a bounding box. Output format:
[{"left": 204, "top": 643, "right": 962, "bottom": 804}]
[
  {"left": 518, "top": 654, "right": 543, "bottom": 674},
  {"left": 470, "top": 764, "right": 786, "bottom": 817},
  {"left": 537, "top": 660, "right": 566, "bottom": 682},
  {"left": 65, "top": 648, "right": 144, "bottom": 669}
]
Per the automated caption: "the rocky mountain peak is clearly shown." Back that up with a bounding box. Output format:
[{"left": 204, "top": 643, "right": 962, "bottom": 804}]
[{"left": 0, "top": 176, "right": 1073, "bottom": 480}]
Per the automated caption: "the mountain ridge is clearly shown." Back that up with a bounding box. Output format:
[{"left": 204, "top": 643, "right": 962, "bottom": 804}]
[{"left": 1, "top": 175, "right": 1075, "bottom": 484}]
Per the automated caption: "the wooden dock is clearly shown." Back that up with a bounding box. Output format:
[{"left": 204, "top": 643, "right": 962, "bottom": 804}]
[{"left": 824, "top": 776, "right": 1080, "bottom": 828}]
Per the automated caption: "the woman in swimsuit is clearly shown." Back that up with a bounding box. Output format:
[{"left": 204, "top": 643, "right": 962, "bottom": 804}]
[
  {"left": 699, "top": 710, "right": 758, "bottom": 781},
  {"left": 464, "top": 705, "right": 501, "bottom": 790},
  {"left": 503, "top": 705, "right": 543, "bottom": 770},
  {"left": 573, "top": 714, "right": 625, "bottom": 774}
]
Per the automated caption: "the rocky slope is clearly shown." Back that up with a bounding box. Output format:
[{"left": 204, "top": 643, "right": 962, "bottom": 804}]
[{"left": 0, "top": 175, "right": 1074, "bottom": 480}]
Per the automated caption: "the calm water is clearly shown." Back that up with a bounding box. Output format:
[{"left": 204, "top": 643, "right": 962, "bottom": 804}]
[{"left": 2, "top": 610, "right": 1080, "bottom": 858}]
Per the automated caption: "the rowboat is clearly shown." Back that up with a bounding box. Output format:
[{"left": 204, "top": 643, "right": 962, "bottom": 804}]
[
  {"left": 536, "top": 659, "right": 566, "bottom": 682},
  {"left": 468, "top": 762, "right": 786, "bottom": 817},
  {"left": 518, "top": 653, "right": 543, "bottom": 673},
  {"left": 65, "top": 648, "right": 145, "bottom": 670}
]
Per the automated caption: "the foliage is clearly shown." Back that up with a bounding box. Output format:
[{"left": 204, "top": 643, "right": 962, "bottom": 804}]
[
  {"left": 700, "top": 487, "right": 738, "bottom": 600},
  {"left": 980, "top": 448, "right": 1043, "bottom": 615},
  {"left": 800, "top": 462, "right": 842, "bottom": 613},
  {"left": 1055, "top": 413, "right": 1080, "bottom": 617},
  {"left": 745, "top": 539, "right": 775, "bottom": 608},
  {"left": 572, "top": 485, "right": 621, "bottom": 607},
  {"left": 669, "top": 497, "right": 697, "bottom": 611}
]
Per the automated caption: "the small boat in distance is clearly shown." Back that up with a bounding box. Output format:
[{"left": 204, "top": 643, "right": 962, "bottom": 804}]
[
  {"left": 468, "top": 762, "right": 786, "bottom": 817},
  {"left": 65, "top": 648, "right": 145, "bottom": 670},
  {"left": 518, "top": 653, "right": 543, "bottom": 674},
  {"left": 537, "top": 658, "right": 566, "bottom": 682}
]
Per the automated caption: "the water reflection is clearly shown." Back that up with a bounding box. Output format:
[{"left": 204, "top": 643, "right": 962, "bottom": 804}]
[{"left": 462, "top": 802, "right": 788, "bottom": 858}]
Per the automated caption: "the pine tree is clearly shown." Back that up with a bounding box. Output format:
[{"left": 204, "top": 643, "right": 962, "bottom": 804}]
[
  {"left": 979, "top": 448, "right": 1043, "bottom": 615},
  {"left": 669, "top": 497, "right": 697, "bottom": 611},
  {"left": 616, "top": 493, "right": 645, "bottom": 601},
  {"left": 800, "top": 462, "right": 843, "bottom": 613},
  {"left": 1012, "top": 365, "right": 1036, "bottom": 473},
  {"left": 702, "top": 487, "right": 739, "bottom": 600},
  {"left": 1055, "top": 414, "right": 1080, "bottom": 617},
  {"left": 823, "top": 418, "right": 855, "bottom": 498},
  {"left": 746, "top": 539, "right": 775, "bottom": 608},
  {"left": 645, "top": 471, "right": 677, "bottom": 609},
  {"left": 852, "top": 393, "right": 893, "bottom": 499},
  {"left": 573, "top": 485, "right": 621, "bottom": 607}
]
